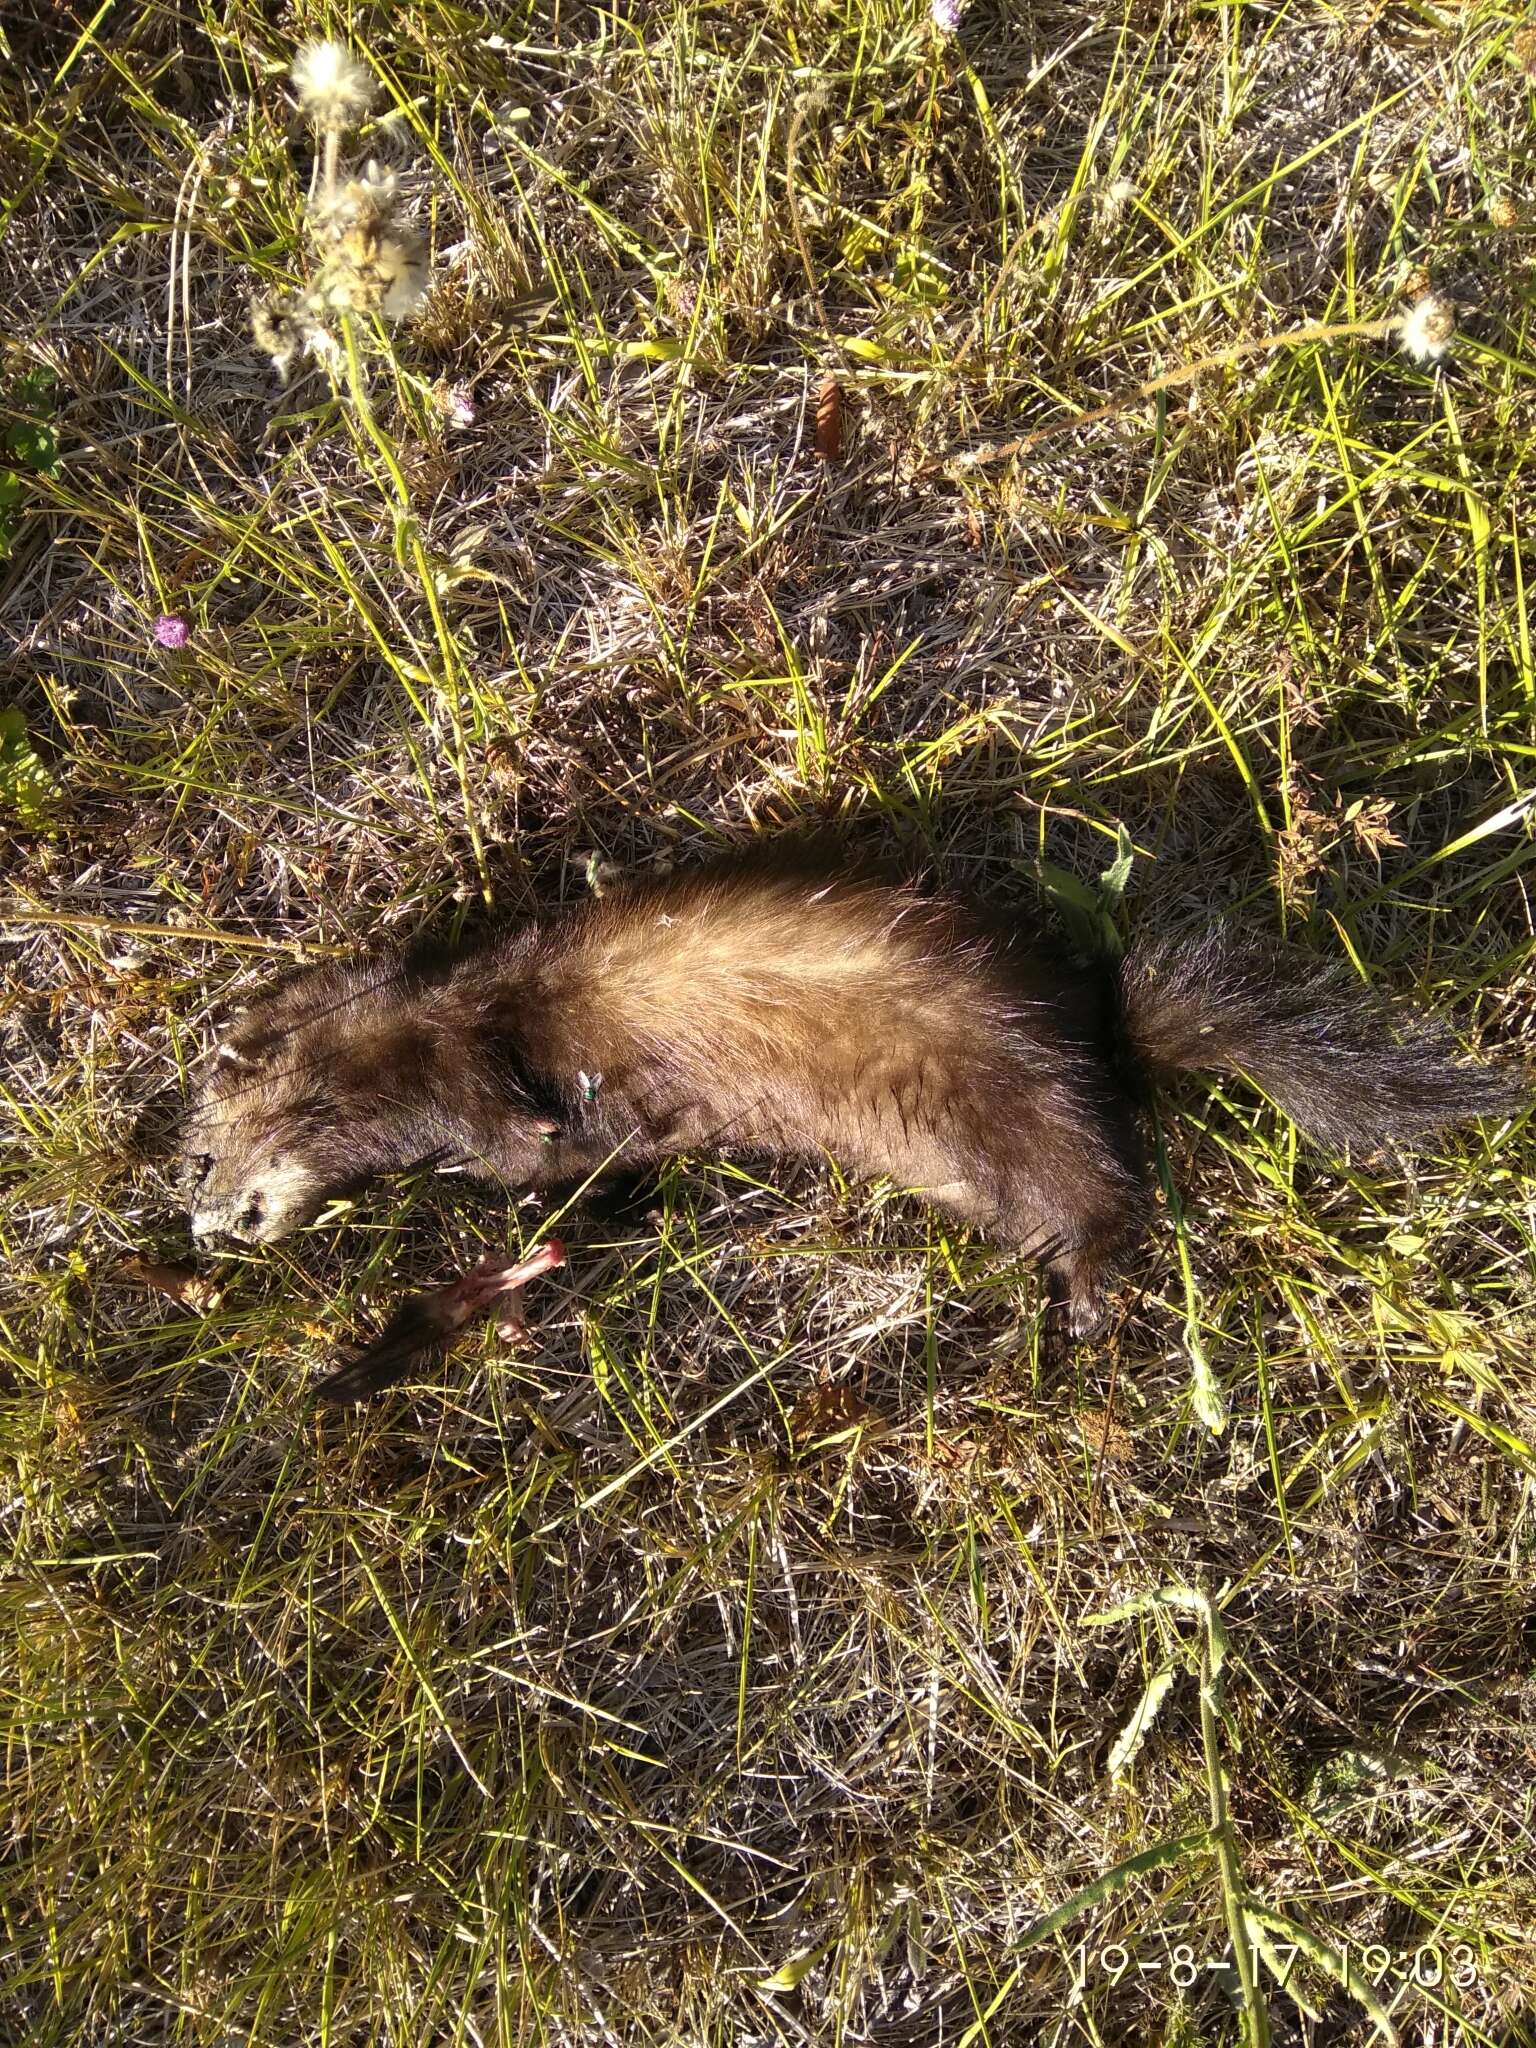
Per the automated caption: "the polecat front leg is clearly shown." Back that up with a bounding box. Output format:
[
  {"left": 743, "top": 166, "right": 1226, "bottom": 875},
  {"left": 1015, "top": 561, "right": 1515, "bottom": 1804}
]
[{"left": 314, "top": 1239, "right": 566, "bottom": 1404}]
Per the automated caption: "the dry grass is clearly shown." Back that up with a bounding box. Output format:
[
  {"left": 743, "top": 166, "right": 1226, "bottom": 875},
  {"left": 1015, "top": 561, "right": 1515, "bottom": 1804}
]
[{"left": 4, "top": 1, "right": 1536, "bottom": 2042}]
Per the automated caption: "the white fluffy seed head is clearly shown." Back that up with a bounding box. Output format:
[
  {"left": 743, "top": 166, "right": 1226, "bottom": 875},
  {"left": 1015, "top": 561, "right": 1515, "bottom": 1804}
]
[
  {"left": 307, "top": 162, "right": 400, "bottom": 245},
  {"left": 379, "top": 234, "right": 429, "bottom": 319},
  {"left": 308, "top": 222, "right": 428, "bottom": 321},
  {"left": 1399, "top": 292, "right": 1456, "bottom": 363},
  {"left": 251, "top": 293, "right": 312, "bottom": 382},
  {"left": 291, "top": 40, "right": 373, "bottom": 128}
]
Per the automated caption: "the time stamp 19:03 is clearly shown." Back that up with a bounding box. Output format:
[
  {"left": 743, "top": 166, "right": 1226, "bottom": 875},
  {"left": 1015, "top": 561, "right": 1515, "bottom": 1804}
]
[{"left": 1075, "top": 1942, "right": 1481, "bottom": 1993}]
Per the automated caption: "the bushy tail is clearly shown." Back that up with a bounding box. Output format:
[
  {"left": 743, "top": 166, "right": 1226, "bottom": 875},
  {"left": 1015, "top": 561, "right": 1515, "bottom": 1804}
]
[{"left": 1119, "top": 931, "right": 1528, "bottom": 1149}]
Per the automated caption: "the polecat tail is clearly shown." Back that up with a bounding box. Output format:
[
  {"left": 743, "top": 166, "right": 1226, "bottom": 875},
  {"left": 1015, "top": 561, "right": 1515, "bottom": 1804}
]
[{"left": 1118, "top": 930, "right": 1528, "bottom": 1148}]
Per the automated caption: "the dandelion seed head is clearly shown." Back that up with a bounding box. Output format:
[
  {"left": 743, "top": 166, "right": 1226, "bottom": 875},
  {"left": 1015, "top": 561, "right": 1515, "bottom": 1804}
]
[
  {"left": 291, "top": 41, "right": 373, "bottom": 127},
  {"left": 1399, "top": 292, "right": 1456, "bottom": 364}
]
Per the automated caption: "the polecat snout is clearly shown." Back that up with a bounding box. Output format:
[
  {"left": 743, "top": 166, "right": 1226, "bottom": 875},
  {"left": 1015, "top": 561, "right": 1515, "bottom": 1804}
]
[{"left": 180, "top": 855, "right": 1527, "bottom": 1333}]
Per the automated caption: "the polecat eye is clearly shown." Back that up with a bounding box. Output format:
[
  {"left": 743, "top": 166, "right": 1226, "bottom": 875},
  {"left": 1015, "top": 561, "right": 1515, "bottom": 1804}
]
[{"left": 190, "top": 1153, "right": 214, "bottom": 1186}]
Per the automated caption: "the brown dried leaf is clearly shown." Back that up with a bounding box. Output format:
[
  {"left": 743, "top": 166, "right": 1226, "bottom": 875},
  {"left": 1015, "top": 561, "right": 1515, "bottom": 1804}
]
[
  {"left": 1342, "top": 796, "right": 1403, "bottom": 861},
  {"left": 814, "top": 375, "right": 842, "bottom": 464},
  {"left": 926, "top": 1433, "right": 979, "bottom": 1475},
  {"left": 119, "top": 1257, "right": 223, "bottom": 1314},
  {"left": 1077, "top": 1406, "right": 1135, "bottom": 1464},
  {"left": 484, "top": 736, "right": 522, "bottom": 787},
  {"left": 790, "top": 1381, "right": 876, "bottom": 1446}
]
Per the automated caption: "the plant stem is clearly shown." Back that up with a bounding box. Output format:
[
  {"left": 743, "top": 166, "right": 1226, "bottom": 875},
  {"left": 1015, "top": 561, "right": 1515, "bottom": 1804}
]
[
  {"left": 1198, "top": 1615, "right": 1270, "bottom": 2048},
  {"left": 337, "top": 312, "right": 491, "bottom": 903}
]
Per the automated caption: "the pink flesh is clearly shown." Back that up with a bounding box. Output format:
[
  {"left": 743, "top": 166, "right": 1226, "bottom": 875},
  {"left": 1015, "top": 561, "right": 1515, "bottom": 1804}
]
[{"left": 438, "top": 1239, "right": 566, "bottom": 1327}]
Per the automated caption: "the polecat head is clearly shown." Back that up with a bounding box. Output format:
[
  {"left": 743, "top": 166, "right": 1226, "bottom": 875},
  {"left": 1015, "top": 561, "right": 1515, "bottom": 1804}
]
[
  {"left": 180, "top": 964, "right": 383, "bottom": 1243},
  {"left": 179, "top": 953, "right": 562, "bottom": 1244}
]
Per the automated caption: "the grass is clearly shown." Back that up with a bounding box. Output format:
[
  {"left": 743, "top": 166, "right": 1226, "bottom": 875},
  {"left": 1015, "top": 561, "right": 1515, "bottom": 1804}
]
[{"left": 3, "top": 0, "right": 1536, "bottom": 2040}]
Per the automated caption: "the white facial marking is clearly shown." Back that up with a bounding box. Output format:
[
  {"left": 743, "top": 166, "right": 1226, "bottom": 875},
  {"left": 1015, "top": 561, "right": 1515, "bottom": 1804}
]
[
  {"left": 190, "top": 1158, "right": 323, "bottom": 1243},
  {"left": 259, "top": 1156, "right": 321, "bottom": 1216}
]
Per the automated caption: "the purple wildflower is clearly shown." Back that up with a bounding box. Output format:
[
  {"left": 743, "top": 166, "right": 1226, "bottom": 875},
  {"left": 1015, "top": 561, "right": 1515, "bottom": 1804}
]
[{"left": 153, "top": 614, "right": 191, "bottom": 649}]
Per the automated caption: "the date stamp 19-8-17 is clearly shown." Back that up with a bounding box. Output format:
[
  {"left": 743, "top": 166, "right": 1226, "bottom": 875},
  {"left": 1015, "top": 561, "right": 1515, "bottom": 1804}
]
[{"left": 1074, "top": 1941, "right": 1481, "bottom": 1995}]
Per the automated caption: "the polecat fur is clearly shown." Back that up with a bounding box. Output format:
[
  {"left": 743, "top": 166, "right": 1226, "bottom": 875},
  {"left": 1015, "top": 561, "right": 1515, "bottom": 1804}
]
[{"left": 180, "top": 852, "right": 1527, "bottom": 1334}]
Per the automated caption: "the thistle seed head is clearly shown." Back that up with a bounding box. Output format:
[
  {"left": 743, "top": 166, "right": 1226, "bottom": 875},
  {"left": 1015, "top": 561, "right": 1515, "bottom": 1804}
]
[
  {"left": 291, "top": 41, "right": 373, "bottom": 130},
  {"left": 311, "top": 222, "right": 428, "bottom": 321},
  {"left": 251, "top": 292, "right": 308, "bottom": 381},
  {"left": 308, "top": 160, "right": 400, "bottom": 245}
]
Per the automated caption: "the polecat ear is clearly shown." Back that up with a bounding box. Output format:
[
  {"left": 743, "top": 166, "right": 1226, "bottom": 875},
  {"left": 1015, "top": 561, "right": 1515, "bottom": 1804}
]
[
  {"left": 210, "top": 1000, "right": 279, "bottom": 1072},
  {"left": 213, "top": 1014, "right": 283, "bottom": 1070}
]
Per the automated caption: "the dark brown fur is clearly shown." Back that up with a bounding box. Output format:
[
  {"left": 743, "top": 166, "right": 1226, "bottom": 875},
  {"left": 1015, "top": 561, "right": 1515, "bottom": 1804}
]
[{"left": 181, "top": 854, "right": 1527, "bottom": 1333}]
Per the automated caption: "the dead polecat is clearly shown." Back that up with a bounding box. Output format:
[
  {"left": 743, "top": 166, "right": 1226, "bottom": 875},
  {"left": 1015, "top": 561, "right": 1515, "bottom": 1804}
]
[{"left": 180, "top": 853, "right": 1527, "bottom": 1334}]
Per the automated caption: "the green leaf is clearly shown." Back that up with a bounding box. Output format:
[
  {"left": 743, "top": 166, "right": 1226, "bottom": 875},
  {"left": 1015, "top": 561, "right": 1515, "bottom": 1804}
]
[
  {"left": 1098, "top": 822, "right": 1135, "bottom": 905},
  {"left": 0, "top": 471, "right": 22, "bottom": 557},
  {"left": 1106, "top": 1663, "right": 1177, "bottom": 1780},
  {"left": 620, "top": 338, "right": 684, "bottom": 362},
  {"left": 1086, "top": 1582, "right": 1228, "bottom": 1681},
  {"left": 13, "top": 366, "right": 56, "bottom": 408},
  {"left": 1036, "top": 862, "right": 1100, "bottom": 918},
  {"left": 1035, "top": 860, "right": 1110, "bottom": 954},
  {"left": 1246, "top": 1906, "right": 1401, "bottom": 2044},
  {"left": 0, "top": 707, "right": 60, "bottom": 823},
  {"left": 756, "top": 1931, "right": 837, "bottom": 1992},
  {"left": 5, "top": 419, "right": 57, "bottom": 471},
  {"left": 838, "top": 221, "right": 883, "bottom": 272},
  {"left": 1011, "top": 1829, "right": 1216, "bottom": 1952},
  {"left": 1187, "top": 1316, "right": 1229, "bottom": 1435},
  {"left": 888, "top": 246, "right": 947, "bottom": 305}
]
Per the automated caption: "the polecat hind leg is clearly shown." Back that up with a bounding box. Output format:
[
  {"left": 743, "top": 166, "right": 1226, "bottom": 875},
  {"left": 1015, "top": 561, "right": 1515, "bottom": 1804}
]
[
  {"left": 928, "top": 1165, "right": 1142, "bottom": 1344},
  {"left": 1045, "top": 1234, "right": 1126, "bottom": 1340}
]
